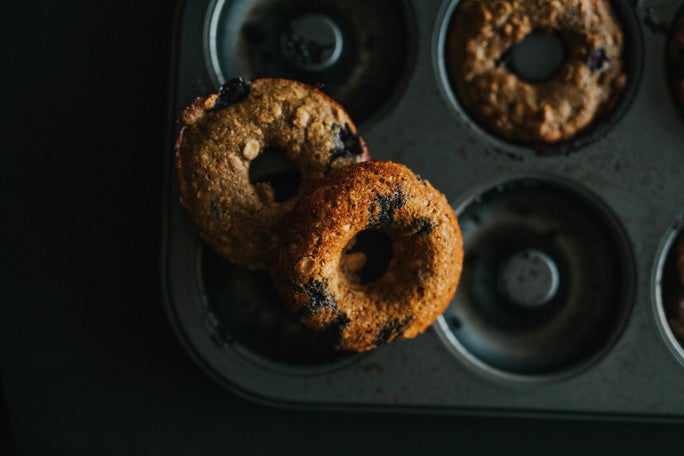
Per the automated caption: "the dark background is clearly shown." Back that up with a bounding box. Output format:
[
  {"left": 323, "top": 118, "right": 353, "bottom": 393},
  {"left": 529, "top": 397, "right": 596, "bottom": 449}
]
[{"left": 2, "top": 1, "right": 683, "bottom": 454}]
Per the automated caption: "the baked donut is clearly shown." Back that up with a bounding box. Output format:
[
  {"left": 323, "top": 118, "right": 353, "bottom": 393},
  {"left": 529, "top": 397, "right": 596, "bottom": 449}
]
[
  {"left": 668, "top": 12, "right": 684, "bottom": 107},
  {"left": 175, "top": 78, "right": 369, "bottom": 270},
  {"left": 446, "top": 0, "right": 626, "bottom": 143},
  {"left": 664, "top": 233, "right": 684, "bottom": 343},
  {"left": 271, "top": 161, "right": 464, "bottom": 352}
]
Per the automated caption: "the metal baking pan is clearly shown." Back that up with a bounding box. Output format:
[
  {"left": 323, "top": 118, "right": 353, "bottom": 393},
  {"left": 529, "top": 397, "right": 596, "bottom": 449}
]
[{"left": 162, "top": 0, "right": 684, "bottom": 417}]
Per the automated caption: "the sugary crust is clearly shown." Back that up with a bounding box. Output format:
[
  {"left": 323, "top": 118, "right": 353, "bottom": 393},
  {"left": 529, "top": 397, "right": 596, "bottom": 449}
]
[
  {"left": 668, "top": 14, "right": 684, "bottom": 106},
  {"left": 447, "top": 0, "right": 626, "bottom": 143},
  {"left": 271, "top": 161, "right": 464, "bottom": 352},
  {"left": 175, "top": 78, "right": 369, "bottom": 270}
]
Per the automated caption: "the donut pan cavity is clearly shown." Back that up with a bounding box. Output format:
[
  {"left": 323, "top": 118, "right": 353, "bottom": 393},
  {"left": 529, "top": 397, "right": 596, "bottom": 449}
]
[{"left": 163, "top": 0, "right": 684, "bottom": 417}]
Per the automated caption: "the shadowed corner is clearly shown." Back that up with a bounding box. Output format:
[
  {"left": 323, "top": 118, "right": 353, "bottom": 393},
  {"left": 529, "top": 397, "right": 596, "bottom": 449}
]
[{"left": 0, "top": 363, "right": 14, "bottom": 455}]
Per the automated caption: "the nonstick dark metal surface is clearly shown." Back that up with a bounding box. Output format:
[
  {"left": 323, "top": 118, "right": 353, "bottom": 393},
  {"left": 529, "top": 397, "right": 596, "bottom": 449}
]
[{"left": 163, "top": 0, "right": 684, "bottom": 417}]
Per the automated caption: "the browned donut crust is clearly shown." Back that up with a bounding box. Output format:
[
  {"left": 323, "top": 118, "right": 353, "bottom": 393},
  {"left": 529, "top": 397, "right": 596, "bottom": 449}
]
[
  {"left": 668, "top": 234, "right": 684, "bottom": 342},
  {"left": 175, "top": 78, "right": 369, "bottom": 270},
  {"left": 271, "top": 161, "right": 464, "bottom": 352},
  {"left": 446, "top": 0, "right": 626, "bottom": 143},
  {"left": 668, "top": 13, "right": 684, "bottom": 107}
]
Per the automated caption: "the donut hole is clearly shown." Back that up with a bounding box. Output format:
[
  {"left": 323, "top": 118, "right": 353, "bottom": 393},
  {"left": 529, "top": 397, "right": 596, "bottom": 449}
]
[
  {"left": 248, "top": 146, "right": 301, "bottom": 202},
  {"left": 340, "top": 229, "right": 393, "bottom": 285},
  {"left": 499, "top": 30, "right": 566, "bottom": 83}
]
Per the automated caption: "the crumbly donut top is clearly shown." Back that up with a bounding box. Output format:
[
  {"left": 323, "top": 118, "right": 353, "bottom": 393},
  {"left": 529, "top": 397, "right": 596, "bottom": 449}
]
[
  {"left": 447, "top": 0, "right": 626, "bottom": 143},
  {"left": 175, "top": 78, "right": 369, "bottom": 270},
  {"left": 272, "top": 161, "right": 463, "bottom": 352}
]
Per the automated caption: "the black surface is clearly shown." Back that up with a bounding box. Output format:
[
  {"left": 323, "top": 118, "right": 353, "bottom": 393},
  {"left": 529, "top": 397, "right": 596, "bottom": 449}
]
[{"left": 2, "top": 0, "right": 684, "bottom": 454}]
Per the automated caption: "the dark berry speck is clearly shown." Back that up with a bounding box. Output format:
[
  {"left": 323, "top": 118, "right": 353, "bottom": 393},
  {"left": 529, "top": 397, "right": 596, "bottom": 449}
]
[
  {"left": 212, "top": 77, "right": 251, "bottom": 110},
  {"left": 411, "top": 217, "right": 434, "bottom": 236},
  {"left": 368, "top": 189, "right": 407, "bottom": 227},
  {"left": 329, "top": 123, "right": 364, "bottom": 166},
  {"left": 587, "top": 48, "right": 608, "bottom": 71},
  {"left": 297, "top": 278, "right": 338, "bottom": 318},
  {"left": 374, "top": 316, "right": 413, "bottom": 346}
]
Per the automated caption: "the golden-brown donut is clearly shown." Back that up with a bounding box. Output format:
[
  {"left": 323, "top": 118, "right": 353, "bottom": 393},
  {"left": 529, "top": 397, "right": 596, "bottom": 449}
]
[
  {"left": 271, "top": 161, "right": 464, "bottom": 352},
  {"left": 175, "top": 78, "right": 369, "bottom": 270}
]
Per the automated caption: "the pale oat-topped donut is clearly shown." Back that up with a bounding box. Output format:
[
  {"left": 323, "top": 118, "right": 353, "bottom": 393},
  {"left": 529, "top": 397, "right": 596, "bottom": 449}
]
[
  {"left": 447, "top": 0, "right": 626, "bottom": 143},
  {"left": 175, "top": 78, "right": 369, "bottom": 270},
  {"left": 271, "top": 161, "right": 464, "bottom": 352},
  {"left": 668, "top": 12, "right": 684, "bottom": 107}
]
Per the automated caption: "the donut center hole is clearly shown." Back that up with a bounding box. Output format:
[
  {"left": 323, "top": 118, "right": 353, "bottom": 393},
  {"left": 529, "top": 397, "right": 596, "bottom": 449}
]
[
  {"left": 499, "top": 30, "right": 566, "bottom": 83},
  {"left": 248, "top": 146, "right": 301, "bottom": 202},
  {"left": 340, "top": 229, "right": 393, "bottom": 285},
  {"left": 281, "top": 13, "right": 344, "bottom": 72}
]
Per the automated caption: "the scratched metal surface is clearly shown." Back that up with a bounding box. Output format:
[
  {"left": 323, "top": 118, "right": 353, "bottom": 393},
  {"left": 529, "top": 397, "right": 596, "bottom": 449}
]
[{"left": 163, "top": 0, "right": 684, "bottom": 417}]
